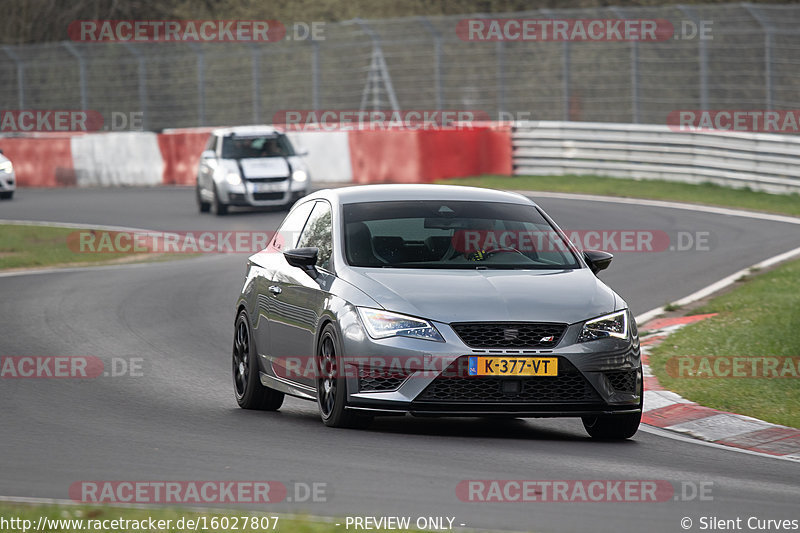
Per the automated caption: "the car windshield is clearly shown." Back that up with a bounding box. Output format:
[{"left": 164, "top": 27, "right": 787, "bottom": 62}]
[
  {"left": 221, "top": 134, "right": 295, "bottom": 159},
  {"left": 343, "top": 200, "right": 581, "bottom": 269}
]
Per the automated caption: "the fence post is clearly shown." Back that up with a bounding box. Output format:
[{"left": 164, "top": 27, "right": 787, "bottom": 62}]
[
  {"left": 122, "top": 42, "right": 148, "bottom": 130},
  {"left": 743, "top": 3, "right": 774, "bottom": 110},
  {"left": 419, "top": 17, "right": 443, "bottom": 112},
  {"left": 541, "top": 9, "right": 571, "bottom": 121},
  {"left": 250, "top": 44, "right": 262, "bottom": 123},
  {"left": 677, "top": 5, "right": 709, "bottom": 110},
  {"left": 2, "top": 46, "right": 25, "bottom": 109},
  {"left": 62, "top": 42, "right": 88, "bottom": 111},
  {"left": 610, "top": 7, "right": 639, "bottom": 123},
  {"left": 188, "top": 43, "right": 206, "bottom": 126},
  {"left": 355, "top": 18, "right": 400, "bottom": 112},
  {"left": 311, "top": 40, "right": 320, "bottom": 111}
]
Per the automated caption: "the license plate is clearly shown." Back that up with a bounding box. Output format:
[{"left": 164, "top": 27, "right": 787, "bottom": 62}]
[
  {"left": 252, "top": 182, "right": 285, "bottom": 193},
  {"left": 468, "top": 356, "right": 558, "bottom": 376}
]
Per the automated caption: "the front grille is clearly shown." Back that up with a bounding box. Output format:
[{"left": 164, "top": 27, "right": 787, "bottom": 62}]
[
  {"left": 417, "top": 357, "right": 599, "bottom": 403},
  {"left": 605, "top": 370, "right": 637, "bottom": 393},
  {"left": 358, "top": 371, "right": 408, "bottom": 392},
  {"left": 252, "top": 192, "right": 285, "bottom": 201},
  {"left": 247, "top": 177, "right": 288, "bottom": 183},
  {"left": 451, "top": 322, "right": 567, "bottom": 349}
]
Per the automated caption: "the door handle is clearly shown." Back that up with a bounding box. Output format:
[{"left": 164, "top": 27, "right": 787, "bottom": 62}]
[{"left": 268, "top": 285, "right": 282, "bottom": 295}]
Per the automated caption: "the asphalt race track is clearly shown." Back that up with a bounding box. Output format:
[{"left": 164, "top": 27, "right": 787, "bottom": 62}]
[{"left": 1, "top": 187, "right": 799, "bottom": 533}]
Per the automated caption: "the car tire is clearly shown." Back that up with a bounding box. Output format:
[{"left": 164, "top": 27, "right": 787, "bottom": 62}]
[
  {"left": 0, "top": 191, "right": 13, "bottom": 200},
  {"left": 212, "top": 184, "right": 228, "bottom": 216},
  {"left": 316, "top": 324, "right": 373, "bottom": 429},
  {"left": 582, "top": 375, "right": 643, "bottom": 440},
  {"left": 196, "top": 182, "right": 210, "bottom": 213},
  {"left": 232, "top": 310, "right": 284, "bottom": 411}
]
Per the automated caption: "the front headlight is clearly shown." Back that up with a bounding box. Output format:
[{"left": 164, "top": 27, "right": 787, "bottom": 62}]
[
  {"left": 357, "top": 307, "right": 444, "bottom": 342},
  {"left": 291, "top": 169, "right": 307, "bottom": 182},
  {"left": 0, "top": 161, "right": 12, "bottom": 173},
  {"left": 578, "top": 310, "right": 628, "bottom": 342},
  {"left": 226, "top": 172, "right": 241, "bottom": 186}
]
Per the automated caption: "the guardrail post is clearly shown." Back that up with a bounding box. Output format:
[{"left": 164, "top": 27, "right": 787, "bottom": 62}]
[
  {"left": 2, "top": 46, "right": 25, "bottom": 109},
  {"left": 62, "top": 42, "right": 88, "bottom": 111},
  {"left": 743, "top": 3, "right": 775, "bottom": 110},
  {"left": 677, "top": 5, "right": 708, "bottom": 110}
]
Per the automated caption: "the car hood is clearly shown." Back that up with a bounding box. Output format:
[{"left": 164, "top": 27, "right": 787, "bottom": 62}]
[{"left": 341, "top": 268, "right": 619, "bottom": 325}]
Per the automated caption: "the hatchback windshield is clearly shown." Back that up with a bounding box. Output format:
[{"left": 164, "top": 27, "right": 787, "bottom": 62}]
[
  {"left": 343, "top": 200, "right": 581, "bottom": 269},
  {"left": 221, "top": 134, "right": 295, "bottom": 159}
]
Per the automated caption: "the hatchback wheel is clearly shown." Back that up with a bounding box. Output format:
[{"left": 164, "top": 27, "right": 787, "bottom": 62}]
[
  {"left": 212, "top": 185, "right": 228, "bottom": 216},
  {"left": 233, "top": 311, "right": 284, "bottom": 410},
  {"left": 316, "top": 324, "right": 372, "bottom": 429},
  {"left": 196, "top": 182, "right": 210, "bottom": 213}
]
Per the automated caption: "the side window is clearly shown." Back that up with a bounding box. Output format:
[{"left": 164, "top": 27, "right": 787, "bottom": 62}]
[
  {"left": 296, "top": 202, "right": 333, "bottom": 270},
  {"left": 270, "top": 201, "right": 314, "bottom": 252}
]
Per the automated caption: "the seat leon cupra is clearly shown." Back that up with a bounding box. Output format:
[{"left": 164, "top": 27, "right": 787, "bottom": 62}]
[{"left": 232, "top": 185, "right": 642, "bottom": 439}]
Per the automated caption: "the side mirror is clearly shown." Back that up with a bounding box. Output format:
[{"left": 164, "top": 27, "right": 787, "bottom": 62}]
[
  {"left": 583, "top": 250, "right": 613, "bottom": 275},
  {"left": 0, "top": 149, "right": 4, "bottom": 154},
  {"left": 201, "top": 150, "right": 215, "bottom": 159},
  {"left": 296, "top": 148, "right": 309, "bottom": 156},
  {"left": 284, "top": 247, "right": 319, "bottom": 279}
]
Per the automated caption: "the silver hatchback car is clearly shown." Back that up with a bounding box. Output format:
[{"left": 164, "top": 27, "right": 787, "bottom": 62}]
[
  {"left": 196, "top": 126, "right": 310, "bottom": 215},
  {"left": 233, "top": 185, "right": 642, "bottom": 439},
  {"left": 0, "top": 149, "right": 16, "bottom": 200}
]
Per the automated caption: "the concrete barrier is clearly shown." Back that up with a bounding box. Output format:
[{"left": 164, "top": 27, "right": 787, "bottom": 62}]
[{"left": 71, "top": 132, "right": 164, "bottom": 186}]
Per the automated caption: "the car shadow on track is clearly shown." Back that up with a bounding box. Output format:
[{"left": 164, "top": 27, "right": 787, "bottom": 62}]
[{"left": 227, "top": 403, "right": 634, "bottom": 444}]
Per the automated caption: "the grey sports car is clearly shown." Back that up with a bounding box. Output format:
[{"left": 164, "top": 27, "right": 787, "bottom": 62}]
[{"left": 233, "top": 184, "right": 642, "bottom": 439}]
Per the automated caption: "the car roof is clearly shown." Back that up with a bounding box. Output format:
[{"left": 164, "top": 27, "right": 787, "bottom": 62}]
[
  {"left": 302, "top": 184, "right": 538, "bottom": 207},
  {"left": 212, "top": 125, "right": 283, "bottom": 137}
]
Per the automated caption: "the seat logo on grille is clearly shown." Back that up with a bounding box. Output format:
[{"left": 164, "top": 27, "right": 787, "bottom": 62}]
[{"left": 503, "top": 328, "right": 519, "bottom": 340}]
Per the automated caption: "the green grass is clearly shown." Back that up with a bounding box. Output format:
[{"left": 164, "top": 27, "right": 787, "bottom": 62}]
[
  {"left": 0, "top": 503, "right": 363, "bottom": 533},
  {"left": 647, "top": 258, "right": 800, "bottom": 429},
  {"left": 0, "top": 224, "right": 187, "bottom": 270},
  {"left": 438, "top": 175, "right": 800, "bottom": 218}
]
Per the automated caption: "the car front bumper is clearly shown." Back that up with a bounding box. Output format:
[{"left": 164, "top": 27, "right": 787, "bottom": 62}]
[
  {"left": 339, "top": 319, "right": 642, "bottom": 418},
  {"left": 222, "top": 178, "right": 308, "bottom": 207},
  {"left": 0, "top": 171, "right": 15, "bottom": 191}
]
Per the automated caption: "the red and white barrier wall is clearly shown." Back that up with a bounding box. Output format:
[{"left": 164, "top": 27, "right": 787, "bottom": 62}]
[{"left": 0, "top": 124, "right": 511, "bottom": 187}]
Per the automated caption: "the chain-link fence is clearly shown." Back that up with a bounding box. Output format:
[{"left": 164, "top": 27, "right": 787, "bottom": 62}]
[{"left": 2, "top": 3, "right": 799, "bottom": 131}]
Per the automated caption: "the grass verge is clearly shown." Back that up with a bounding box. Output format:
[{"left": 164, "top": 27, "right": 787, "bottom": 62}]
[
  {"left": 647, "top": 257, "right": 800, "bottom": 429},
  {"left": 0, "top": 502, "right": 358, "bottom": 533},
  {"left": 0, "top": 224, "right": 189, "bottom": 271},
  {"left": 438, "top": 175, "right": 800, "bottom": 218}
]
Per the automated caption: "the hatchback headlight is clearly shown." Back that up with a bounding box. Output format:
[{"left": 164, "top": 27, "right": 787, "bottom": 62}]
[
  {"left": 226, "top": 172, "right": 241, "bottom": 185},
  {"left": 578, "top": 310, "right": 628, "bottom": 342},
  {"left": 357, "top": 308, "right": 444, "bottom": 342},
  {"left": 292, "top": 169, "right": 308, "bottom": 182},
  {"left": 0, "top": 161, "right": 12, "bottom": 174}
]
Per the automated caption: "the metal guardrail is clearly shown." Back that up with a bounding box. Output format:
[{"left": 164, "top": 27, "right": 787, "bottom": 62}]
[{"left": 512, "top": 121, "right": 800, "bottom": 194}]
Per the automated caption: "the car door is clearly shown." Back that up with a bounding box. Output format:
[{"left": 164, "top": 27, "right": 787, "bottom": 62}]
[
  {"left": 269, "top": 200, "right": 335, "bottom": 389},
  {"left": 250, "top": 201, "right": 315, "bottom": 377}
]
